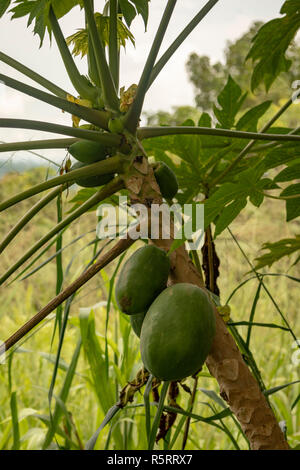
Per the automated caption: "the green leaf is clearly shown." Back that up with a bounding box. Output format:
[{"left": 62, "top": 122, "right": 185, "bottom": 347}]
[
  {"left": 205, "top": 167, "right": 265, "bottom": 233},
  {"left": 264, "top": 379, "right": 300, "bottom": 397},
  {"left": 42, "top": 338, "right": 82, "bottom": 449},
  {"left": 213, "top": 75, "right": 247, "bottom": 129},
  {"left": 79, "top": 309, "right": 115, "bottom": 413},
  {"left": 198, "top": 112, "right": 212, "bottom": 128},
  {"left": 131, "top": 0, "right": 149, "bottom": 29},
  {"left": 199, "top": 388, "right": 227, "bottom": 409},
  {"left": 280, "top": 183, "right": 300, "bottom": 221},
  {"left": 85, "top": 404, "right": 121, "bottom": 450},
  {"left": 143, "top": 116, "right": 232, "bottom": 203},
  {"left": 163, "top": 403, "right": 232, "bottom": 423},
  {"left": 263, "top": 144, "right": 300, "bottom": 170},
  {"left": 247, "top": 0, "right": 300, "bottom": 91},
  {"left": 119, "top": 0, "right": 136, "bottom": 26},
  {"left": 66, "top": 12, "right": 135, "bottom": 58},
  {"left": 236, "top": 101, "right": 272, "bottom": 132},
  {"left": 228, "top": 321, "right": 290, "bottom": 332},
  {"left": 249, "top": 191, "right": 264, "bottom": 208},
  {"left": 254, "top": 235, "right": 300, "bottom": 269},
  {"left": 214, "top": 198, "right": 247, "bottom": 237},
  {"left": 0, "top": 0, "right": 11, "bottom": 17},
  {"left": 10, "top": 392, "right": 20, "bottom": 450},
  {"left": 51, "top": 0, "right": 82, "bottom": 19},
  {"left": 9, "top": 0, "right": 83, "bottom": 45},
  {"left": 274, "top": 163, "right": 300, "bottom": 182},
  {"left": 148, "top": 382, "right": 170, "bottom": 450},
  {"left": 204, "top": 182, "right": 246, "bottom": 229}
]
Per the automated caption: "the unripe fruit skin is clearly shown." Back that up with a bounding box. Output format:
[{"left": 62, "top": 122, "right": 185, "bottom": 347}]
[
  {"left": 108, "top": 118, "right": 124, "bottom": 134},
  {"left": 140, "top": 283, "right": 216, "bottom": 381},
  {"left": 115, "top": 245, "right": 170, "bottom": 315},
  {"left": 130, "top": 312, "right": 146, "bottom": 337},
  {"left": 69, "top": 140, "right": 108, "bottom": 164},
  {"left": 71, "top": 161, "right": 114, "bottom": 187},
  {"left": 154, "top": 161, "right": 178, "bottom": 199}
]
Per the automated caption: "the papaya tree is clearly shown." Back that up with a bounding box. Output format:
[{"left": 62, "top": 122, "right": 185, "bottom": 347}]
[{"left": 0, "top": 0, "right": 299, "bottom": 450}]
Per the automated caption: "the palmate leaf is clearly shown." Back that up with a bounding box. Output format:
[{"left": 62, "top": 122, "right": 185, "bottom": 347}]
[
  {"left": 144, "top": 86, "right": 273, "bottom": 209},
  {"left": 274, "top": 163, "right": 300, "bottom": 182},
  {"left": 118, "top": 0, "right": 150, "bottom": 29},
  {"left": 263, "top": 143, "right": 300, "bottom": 170},
  {"left": 0, "top": 0, "right": 11, "bottom": 17},
  {"left": 204, "top": 166, "right": 267, "bottom": 236},
  {"left": 213, "top": 75, "right": 247, "bottom": 129},
  {"left": 247, "top": 0, "right": 300, "bottom": 91},
  {"left": 236, "top": 101, "right": 272, "bottom": 132},
  {"left": 143, "top": 114, "right": 235, "bottom": 202},
  {"left": 66, "top": 12, "right": 135, "bottom": 58},
  {"left": 7, "top": 0, "right": 83, "bottom": 45},
  {"left": 254, "top": 235, "right": 300, "bottom": 270},
  {"left": 261, "top": 143, "right": 300, "bottom": 222},
  {"left": 214, "top": 198, "right": 247, "bottom": 238},
  {"left": 280, "top": 183, "right": 300, "bottom": 221}
]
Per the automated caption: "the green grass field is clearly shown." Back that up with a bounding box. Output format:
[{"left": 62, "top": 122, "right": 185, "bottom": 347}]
[{"left": 0, "top": 167, "right": 299, "bottom": 450}]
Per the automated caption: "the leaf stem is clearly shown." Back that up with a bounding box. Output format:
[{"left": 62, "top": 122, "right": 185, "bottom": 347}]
[
  {"left": 0, "top": 186, "right": 66, "bottom": 254},
  {"left": 148, "top": 0, "right": 220, "bottom": 88},
  {"left": 49, "top": 6, "right": 98, "bottom": 102},
  {"left": 0, "top": 51, "right": 68, "bottom": 98},
  {"left": 0, "top": 138, "right": 77, "bottom": 153},
  {"left": 211, "top": 92, "right": 300, "bottom": 186},
  {"left": 124, "top": 0, "right": 177, "bottom": 133},
  {"left": 0, "top": 118, "right": 120, "bottom": 145},
  {"left": 138, "top": 125, "right": 300, "bottom": 143},
  {"left": 1, "top": 221, "right": 135, "bottom": 354},
  {"left": 0, "top": 155, "right": 123, "bottom": 212},
  {"left": 109, "top": 0, "right": 119, "bottom": 91},
  {"left": 0, "top": 177, "right": 125, "bottom": 287},
  {"left": 86, "top": 2, "right": 101, "bottom": 89},
  {"left": 0, "top": 73, "right": 109, "bottom": 129},
  {"left": 83, "top": 0, "right": 119, "bottom": 110}
]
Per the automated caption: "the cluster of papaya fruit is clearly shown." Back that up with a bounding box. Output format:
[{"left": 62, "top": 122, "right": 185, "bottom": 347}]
[
  {"left": 68, "top": 118, "right": 127, "bottom": 187},
  {"left": 115, "top": 245, "right": 216, "bottom": 382},
  {"left": 68, "top": 136, "right": 115, "bottom": 188},
  {"left": 69, "top": 131, "right": 179, "bottom": 200}
]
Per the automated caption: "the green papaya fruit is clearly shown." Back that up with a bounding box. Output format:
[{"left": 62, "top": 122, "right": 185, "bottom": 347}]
[
  {"left": 154, "top": 161, "right": 178, "bottom": 199},
  {"left": 140, "top": 283, "right": 216, "bottom": 381},
  {"left": 71, "top": 161, "right": 114, "bottom": 188},
  {"left": 130, "top": 312, "right": 146, "bottom": 338},
  {"left": 108, "top": 117, "right": 124, "bottom": 134},
  {"left": 115, "top": 245, "right": 170, "bottom": 315},
  {"left": 69, "top": 140, "right": 108, "bottom": 164}
]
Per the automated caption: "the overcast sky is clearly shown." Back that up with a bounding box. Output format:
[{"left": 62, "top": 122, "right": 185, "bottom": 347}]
[{"left": 0, "top": 0, "right": 286, "bottom": 164}]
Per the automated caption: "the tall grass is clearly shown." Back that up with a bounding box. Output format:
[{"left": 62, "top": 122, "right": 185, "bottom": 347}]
[{"left": 0, "top": 168, "right": 299, "bottom": 450}]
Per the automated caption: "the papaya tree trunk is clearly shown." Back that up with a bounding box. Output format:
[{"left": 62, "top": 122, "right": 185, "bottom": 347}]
[{"left": 125, "top": 152, "right": 289, "bottom": 450}]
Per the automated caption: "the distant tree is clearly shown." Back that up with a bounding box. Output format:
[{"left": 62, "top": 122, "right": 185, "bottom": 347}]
[
  {"left": 144, "top": 105, "right": 201, "bottom": 126},
  {"left": 186, "top": 21, "right": 300, "bottom": 113}
]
